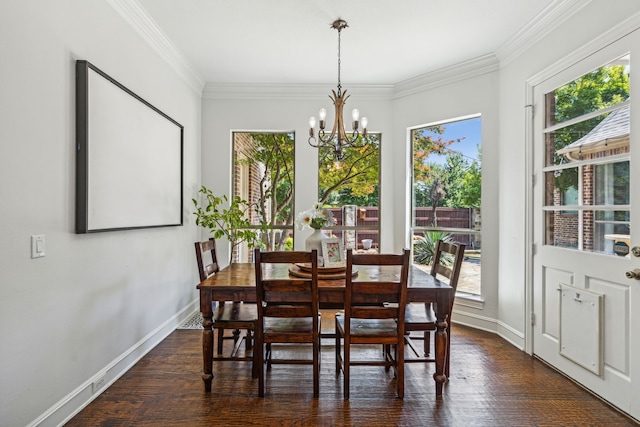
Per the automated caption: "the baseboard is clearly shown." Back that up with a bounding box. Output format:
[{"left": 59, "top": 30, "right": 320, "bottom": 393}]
[
  {"left": 452, "top": 310, "right": 525, "bottom": 351},
  {"left": 27, "top": 300, "right": 199, "bottom": 427}
]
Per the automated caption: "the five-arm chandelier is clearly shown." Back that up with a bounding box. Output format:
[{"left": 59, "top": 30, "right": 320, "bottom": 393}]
[{"left": 308, "top": 19, "right": 368, "bottom": 161}]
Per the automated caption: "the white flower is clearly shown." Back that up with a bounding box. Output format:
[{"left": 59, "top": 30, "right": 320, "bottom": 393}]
[{"left": 295, "top": 203, "right": 334, "bottom": 230}]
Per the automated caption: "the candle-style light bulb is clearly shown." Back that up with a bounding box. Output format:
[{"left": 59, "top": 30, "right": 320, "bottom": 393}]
[
  {"left": 352, "top": 109, "right": 360, "bottom": 121},
  {"left": 319, "top": 108, "right": 327, "bottom": 121},
  {"left": 361, "top": 117, "right": 368, "bottom": 130},
  {"left": 309, "top": 116, "right": 317, "bottom": 129}
]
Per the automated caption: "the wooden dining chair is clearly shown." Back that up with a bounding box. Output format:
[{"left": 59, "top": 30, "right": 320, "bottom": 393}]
[
  {"left": 195, "top": 238, "right": 257, "bottom": 377},
  {"left": 254, "top": 248, "right": 321, "bottom": 398},
  {"left": 335, "top": 249, "right": 410, "bottom": 399},
  {"left": 404, "top": 239, "right": 465, "bottom": 377}
]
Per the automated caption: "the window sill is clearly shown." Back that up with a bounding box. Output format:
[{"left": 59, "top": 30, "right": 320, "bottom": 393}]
[{"left": 454, "top": 292, "right": 484, "bottom": 310}]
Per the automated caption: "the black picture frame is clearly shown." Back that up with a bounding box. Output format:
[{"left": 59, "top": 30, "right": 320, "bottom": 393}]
[{"left": 76, "top": 60, "right": 183, "bottom": 233}]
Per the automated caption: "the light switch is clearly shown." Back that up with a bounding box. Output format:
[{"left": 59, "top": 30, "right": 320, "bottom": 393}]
[{"left": 31, "top": 235, "right": 45, "bottom": 258}]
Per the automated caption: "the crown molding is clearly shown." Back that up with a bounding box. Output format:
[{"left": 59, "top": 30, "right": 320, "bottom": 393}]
[
  {"left": 202, "top": 83, "right": 395, "bottom": 100},
  {"left": 106, "top": 0, "right": 205, "bottom": 94},
  {"left": 496, "top": 0, "right": 590, "bottom": 66},
  {"left": 527, "top": 9, "right": 640, "bottom": 87},
  {"left": 392, "top": 54, "right": 500, "bottom": 99}
]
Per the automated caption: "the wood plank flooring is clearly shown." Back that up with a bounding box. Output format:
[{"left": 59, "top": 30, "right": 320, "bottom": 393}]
[{"left": 66, "top": 315, "right": 638, "bottom": 426}]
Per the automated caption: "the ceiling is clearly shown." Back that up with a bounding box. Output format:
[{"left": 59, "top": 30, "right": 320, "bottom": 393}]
[{"left": 134, "top": 0, "right": 570, "bottom": 87}]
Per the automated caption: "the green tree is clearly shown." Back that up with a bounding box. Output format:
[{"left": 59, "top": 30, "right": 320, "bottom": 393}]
[
  {"left": 413, "top": 125, "right": 463, "bottom": 211},
  {"left": 318, "top": 134, "right": 380, "bottom": 205},
  {"left": 413, "top": 125, "right": 462, "bottom": 184},
  {"left": 236, "top": 133, "right": 294, "bottom": 251},
  {"left": 460, "top": 151, "right": 482, "bottom": 208},
  {"left": 552, "top": 65, "right": 629, "bottom": 192}
]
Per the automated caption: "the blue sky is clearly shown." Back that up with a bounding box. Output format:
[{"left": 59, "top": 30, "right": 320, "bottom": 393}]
[{"left": 420, "top": 116, "right": 482, "bottom": 166}]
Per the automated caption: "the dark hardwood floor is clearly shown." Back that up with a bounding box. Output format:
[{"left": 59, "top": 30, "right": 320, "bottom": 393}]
[{"left": 67, "top": 314, "right": 638, "bottom": 426}]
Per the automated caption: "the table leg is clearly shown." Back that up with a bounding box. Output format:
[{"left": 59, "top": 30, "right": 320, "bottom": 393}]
[
  {"left": 433, "top": 316, "right": 448, "bottom": 397},
  {"left": 200, "top": 288, "right": 215, "bottom": 391},
  {"left": 202, "top": 310, "right": 214, "bottom": 391}
]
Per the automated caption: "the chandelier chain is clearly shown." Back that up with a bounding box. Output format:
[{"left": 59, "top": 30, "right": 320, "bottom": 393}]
[{"left": 337, "top": 27, "right": 342, "bottom": 94}]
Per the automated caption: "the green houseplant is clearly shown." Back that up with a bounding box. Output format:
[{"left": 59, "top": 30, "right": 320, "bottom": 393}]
[
  {"left": 413, "top": 230, "right": 453, "bottom": 266},
  {"left": 192, "top": 186, "right": 263, "bottom": 264}
]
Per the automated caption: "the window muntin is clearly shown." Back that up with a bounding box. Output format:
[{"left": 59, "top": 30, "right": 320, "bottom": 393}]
[{"left": 542, "top": 55, "right": 630, "bottom": 256}]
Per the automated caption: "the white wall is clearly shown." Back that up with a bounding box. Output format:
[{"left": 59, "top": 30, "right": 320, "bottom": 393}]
[{"left": 0, "top": 1, "right": 201, "bottom": 426}]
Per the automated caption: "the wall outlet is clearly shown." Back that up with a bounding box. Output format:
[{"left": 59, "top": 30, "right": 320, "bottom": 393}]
[{"left": 92, "top": 375, "right": 106, "bottom": 393}]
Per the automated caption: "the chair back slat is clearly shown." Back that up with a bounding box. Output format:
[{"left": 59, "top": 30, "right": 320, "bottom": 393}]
[
  {"left": 254, "top": 249, "right": 319, "bottom": 323},
  {"left": 351, "top": 306, "right": 399, "bottom": 319},
  {"left": 194, "top": 238, "right": 219, "bottom": 281},
  {"left": 344, "top": 249, "right": 410, "bottom": 325},
  {"left": 430, "top": 240, "right": 466, "bottom": 298}
]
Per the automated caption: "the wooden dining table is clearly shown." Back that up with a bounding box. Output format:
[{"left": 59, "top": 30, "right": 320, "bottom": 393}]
[{"left": 197, "top": 262, "right": 453, "bottom": 397}]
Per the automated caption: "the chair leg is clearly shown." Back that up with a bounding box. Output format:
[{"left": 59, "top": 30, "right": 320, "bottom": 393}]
[
  {"left": 246, "top": 330, "right": 253, "bottom": 351},
  {"left": 216, "top": 329, "right": 224, "bottom": 355},
  {"left": 266, "top": 343, "right": 272, "bottom": 371},
  {"left": 257, "top": 336, "right": 265, "bottom": 397},
  {"left": 445, "top": 325, "right": 451, "bottom": 378},
  {"left": 313, "top": 340, "right": 319, "bottom": 398},
  {"left": 335, "top": 317, "right": 341, "bottom": 375},
  {"left": 424, "top": 331, "right": 431, "bottom": 356},
  {"left": 397, "top": 341, "right": 405, "bottom": 399},
  {"left": 344, "top": 339, "right": 350, "bottom": 400}
]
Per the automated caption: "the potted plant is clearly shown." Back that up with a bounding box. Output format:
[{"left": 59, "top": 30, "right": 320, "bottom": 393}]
[{"left": 192, "top": 186, "right": 263, "bottom": 264}]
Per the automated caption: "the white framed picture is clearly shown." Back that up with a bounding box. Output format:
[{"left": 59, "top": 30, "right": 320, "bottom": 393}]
[{"left": 321, "top": 238, "right": 345, "bottom": 267}]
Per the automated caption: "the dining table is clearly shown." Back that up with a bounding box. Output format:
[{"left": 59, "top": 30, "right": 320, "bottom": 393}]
[{"left": 197, "top": 262, "right": 453, "bottom": 397}]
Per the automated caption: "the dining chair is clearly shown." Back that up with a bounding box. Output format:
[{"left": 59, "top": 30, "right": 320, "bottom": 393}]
[
  {"left": 195, "top": 238, "right": 257, "bottom": 377},
  {"left": 254, "top": 248, "right": 321, "bottom": 398},
  {"left": 335, "top": 248, "right": 410, "bottom": 399},
  {"left": 404, "top": 239, "right": 465, "bottom": 377}
]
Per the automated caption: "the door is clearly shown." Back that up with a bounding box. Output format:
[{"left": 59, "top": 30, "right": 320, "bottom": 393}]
[{"left": 532, "top": 32, "right": 640, "bottom": 420}]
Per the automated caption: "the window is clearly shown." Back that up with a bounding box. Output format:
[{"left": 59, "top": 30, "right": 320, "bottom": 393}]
[
  {"left": 411, "top": 116, "right": 482, "bottom": 295},
  {"left": 543, "top": 54, "right": 630, "bottom": 255},
  {"left": 232, "top": 132, "right": 295, "bottom": 262},
  {"left": 317, "top": 134, "right": 381, "bottom": 252}
]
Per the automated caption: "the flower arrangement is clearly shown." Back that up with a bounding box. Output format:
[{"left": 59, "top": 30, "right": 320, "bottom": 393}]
[{"left": 295, "top": 202, "right": 334, "bottom": 230}]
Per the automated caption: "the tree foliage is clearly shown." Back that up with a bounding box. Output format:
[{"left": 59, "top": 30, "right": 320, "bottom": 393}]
[
  {"left": 413, "top": 125, "right": 462, "bottom": 183},
  {"left": 236, "top": 133, "right": 294, "bottom": 251},
  {"left": 318, "top": 134, "right": 380, "bottom": 206},
  {"left": 552, "top": 64, "right": 629, "bottom": 192},
  {"left": 192, "top": 187, "right": 264, "bottom": 263},
  {"left": 413, "top": 128, "right": 481, "bottom": 211}
]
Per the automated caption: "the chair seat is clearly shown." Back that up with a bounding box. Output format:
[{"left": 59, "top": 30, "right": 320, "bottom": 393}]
[
  {"left": 404, "top": 303, "right": 437, "bottom": 331},
  {"left": 214, "top": 302, "right": 257, "bottom": 327},
  {"left": 336, "top": 313, "right": 398, "bottom": 337},
  {"left": 264, "top": 317, "right": 314, "bottom": 334}
]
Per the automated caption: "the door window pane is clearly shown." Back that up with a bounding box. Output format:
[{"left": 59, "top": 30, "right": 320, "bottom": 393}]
[{"left": 543, "top": 55, "right": 630, "bottom": 255}]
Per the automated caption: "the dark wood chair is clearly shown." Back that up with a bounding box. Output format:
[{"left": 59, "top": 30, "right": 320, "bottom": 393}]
[
  {"left": 195, "top": 238, "right": 257, "bottom": 377},
  {"left": 404, "top": 240, "right": 465, "bottom": 377},
  {"left": 335, "top": 249, "right": 410, "bottom": 399},
  {"left": 254, "top": 248, "right": 321, "bottom": 398}
]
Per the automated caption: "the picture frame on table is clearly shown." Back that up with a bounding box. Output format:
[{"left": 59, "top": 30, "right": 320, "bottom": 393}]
[{"left": 321, "top": 238, "right": 345, "bottom": 267}]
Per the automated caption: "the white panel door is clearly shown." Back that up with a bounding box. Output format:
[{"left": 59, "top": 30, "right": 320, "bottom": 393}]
[{"left": 532, "top": 31, "right": 640, "bottom": 421}]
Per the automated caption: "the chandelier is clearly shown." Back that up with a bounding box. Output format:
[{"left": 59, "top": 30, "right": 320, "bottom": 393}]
[{"left": 308, "top": 19, "right": 367, "bottom": 161}]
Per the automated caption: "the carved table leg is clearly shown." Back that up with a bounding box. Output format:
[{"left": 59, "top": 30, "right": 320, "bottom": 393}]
[
  {"left": 202, "top": 311, "right": 214, "bottom": 392},
  {"left": 433, "top": 317, "right": 448, "bottom": 398}
]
